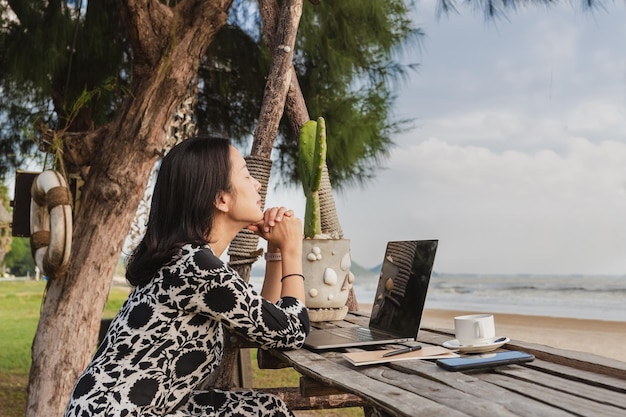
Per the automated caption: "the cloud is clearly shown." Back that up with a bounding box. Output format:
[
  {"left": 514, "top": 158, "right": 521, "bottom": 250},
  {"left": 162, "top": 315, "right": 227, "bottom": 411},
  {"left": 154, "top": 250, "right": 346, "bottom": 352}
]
[
  {"left": 331, "top": 137, "right": 626, "bottom": 274},
  {"left": 401, "top": 2, "right": 626, "bottom": 145},
  {"left": 268, "top": 2, "right": 626, "bottom": 275}
]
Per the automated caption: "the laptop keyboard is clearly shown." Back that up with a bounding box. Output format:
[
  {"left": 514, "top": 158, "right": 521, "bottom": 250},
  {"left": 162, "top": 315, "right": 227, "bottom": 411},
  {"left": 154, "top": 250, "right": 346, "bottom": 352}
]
[{"left": 327, "top": 326, "right": 392, "bottom": 341}]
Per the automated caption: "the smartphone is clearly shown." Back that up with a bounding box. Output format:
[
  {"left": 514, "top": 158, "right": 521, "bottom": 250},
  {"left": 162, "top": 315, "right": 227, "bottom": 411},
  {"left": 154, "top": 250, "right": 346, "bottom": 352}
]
[{"left": 436, "top": 350, "right": 535, "bottom": 371}]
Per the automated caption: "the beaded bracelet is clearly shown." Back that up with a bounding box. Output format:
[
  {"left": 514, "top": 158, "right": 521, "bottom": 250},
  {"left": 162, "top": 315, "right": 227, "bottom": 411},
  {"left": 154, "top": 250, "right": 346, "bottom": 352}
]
[{"left": 281, "top": 273, "right": 305, "bottom": 282}]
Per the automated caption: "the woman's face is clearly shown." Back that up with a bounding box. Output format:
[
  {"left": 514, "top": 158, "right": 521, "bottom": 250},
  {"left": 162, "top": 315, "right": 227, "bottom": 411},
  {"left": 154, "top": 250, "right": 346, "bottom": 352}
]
[{"left": 225, "top": 146, "right": 264, "bottom": 224}]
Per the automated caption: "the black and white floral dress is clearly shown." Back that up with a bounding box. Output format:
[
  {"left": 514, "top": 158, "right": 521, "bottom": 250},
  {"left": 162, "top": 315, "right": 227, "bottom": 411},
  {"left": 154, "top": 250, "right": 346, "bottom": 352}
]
[{"left": 64, "top": 243, "right": 310, "bottom": 417}]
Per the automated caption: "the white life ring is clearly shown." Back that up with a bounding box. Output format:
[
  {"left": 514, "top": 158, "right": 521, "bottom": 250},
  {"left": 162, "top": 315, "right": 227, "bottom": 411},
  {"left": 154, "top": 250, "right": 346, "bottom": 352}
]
[{"left": 30, "top": 170, "right": 73, "bottom": 277}]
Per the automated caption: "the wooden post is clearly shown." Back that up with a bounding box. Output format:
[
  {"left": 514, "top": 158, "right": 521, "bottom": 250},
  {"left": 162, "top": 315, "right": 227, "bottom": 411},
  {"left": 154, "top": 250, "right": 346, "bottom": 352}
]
[{"left": 212, "top": 0, "right": 304, "bottom": 390}]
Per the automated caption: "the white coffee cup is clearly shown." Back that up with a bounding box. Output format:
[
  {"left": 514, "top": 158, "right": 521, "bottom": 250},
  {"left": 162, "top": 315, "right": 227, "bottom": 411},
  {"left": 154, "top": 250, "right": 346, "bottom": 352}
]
[{"left": 454, "top": 313, "right": 496, "bottom": 346}]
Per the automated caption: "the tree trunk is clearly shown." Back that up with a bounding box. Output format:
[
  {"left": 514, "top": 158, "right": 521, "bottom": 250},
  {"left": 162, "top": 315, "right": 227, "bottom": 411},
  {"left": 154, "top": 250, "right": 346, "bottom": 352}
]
[{"left": 25, "top": 2, "right": 233, "bottom": 416}]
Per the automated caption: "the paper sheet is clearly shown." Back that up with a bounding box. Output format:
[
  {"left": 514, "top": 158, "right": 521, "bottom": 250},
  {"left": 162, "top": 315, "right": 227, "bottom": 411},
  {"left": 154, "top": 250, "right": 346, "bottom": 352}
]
[{"left": 342, "top": 346, "right": 459, "bottom": 366}]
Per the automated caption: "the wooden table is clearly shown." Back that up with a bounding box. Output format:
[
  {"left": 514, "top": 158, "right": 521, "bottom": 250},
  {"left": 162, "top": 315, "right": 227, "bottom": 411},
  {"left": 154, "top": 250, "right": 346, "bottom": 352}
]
[{"left": 261, "top": 310, "right": 626, "bottom": 417}]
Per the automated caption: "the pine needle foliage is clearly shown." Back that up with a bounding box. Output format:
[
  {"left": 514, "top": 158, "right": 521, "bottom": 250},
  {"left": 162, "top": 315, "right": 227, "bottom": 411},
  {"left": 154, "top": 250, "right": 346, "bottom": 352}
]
[
  {"left": 0, "top": 0, "right": 128, "bottom": 180},
  {"left": 0, "top": 0, "right": 419, "bottom": 190},
  {"left": 280, "top": 0, "right": 422, "bottom": 189}
]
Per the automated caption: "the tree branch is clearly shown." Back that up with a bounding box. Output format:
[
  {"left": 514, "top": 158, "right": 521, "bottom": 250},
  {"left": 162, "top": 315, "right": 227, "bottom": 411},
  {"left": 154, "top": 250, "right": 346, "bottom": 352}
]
[
  {"left": 119, "top": 0, "right": 173, "bottom": 69},
  {"left": 119, "top": 0, "right": 233, "bottom": 73},
  {"left": 36, "top": 121, "right": 106, "bottom": 172},
  {"left": 250, "top": 0, "right": 303, "bottom": 159},
  {"left": 259, "top": 0, "right": 310, "bottom": 137}
]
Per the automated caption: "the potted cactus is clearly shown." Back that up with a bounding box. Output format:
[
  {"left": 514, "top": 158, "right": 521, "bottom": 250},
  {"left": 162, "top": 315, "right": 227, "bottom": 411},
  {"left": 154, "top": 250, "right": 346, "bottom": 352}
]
[{"left": 299, "top": 117, "right": 354, "bottom": 321}]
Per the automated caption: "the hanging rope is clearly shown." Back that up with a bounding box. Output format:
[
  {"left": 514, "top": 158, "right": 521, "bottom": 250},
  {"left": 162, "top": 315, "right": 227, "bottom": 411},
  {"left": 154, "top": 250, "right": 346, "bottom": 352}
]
[
  {"left": 228, "top": 155, "right": 273, "bottom": 266},
  {"left": 319, "top": 164, "right": 343, "bottom": 239}
]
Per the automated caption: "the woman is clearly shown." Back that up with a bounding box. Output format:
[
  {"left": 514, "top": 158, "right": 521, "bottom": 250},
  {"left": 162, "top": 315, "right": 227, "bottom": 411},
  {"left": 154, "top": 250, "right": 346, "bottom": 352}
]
[{"left": 64, "top": 137, "right": 309, "bottom": 417}]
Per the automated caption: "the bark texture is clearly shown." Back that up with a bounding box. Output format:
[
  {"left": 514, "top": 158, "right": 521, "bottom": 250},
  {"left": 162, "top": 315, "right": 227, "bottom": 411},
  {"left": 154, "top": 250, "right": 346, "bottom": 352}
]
[{"left": 25, "top": 1, "right": 233, "bottom": 416}]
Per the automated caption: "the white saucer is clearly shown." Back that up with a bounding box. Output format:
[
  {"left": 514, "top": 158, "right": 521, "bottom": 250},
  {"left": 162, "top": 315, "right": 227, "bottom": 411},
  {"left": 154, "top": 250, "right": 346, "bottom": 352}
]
[{"left": 443, "top": 337, "right": 510, "bottom": 353}]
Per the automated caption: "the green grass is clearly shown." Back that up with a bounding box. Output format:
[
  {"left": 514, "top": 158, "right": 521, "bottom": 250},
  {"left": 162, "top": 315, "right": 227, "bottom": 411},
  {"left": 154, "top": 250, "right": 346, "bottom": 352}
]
[
  {"left": 0, "top": 280, "right": 362, "bottom": 417},
  {"left": 0, "top": 281, "right": 43, "bottom": 417},
  {"left": 0, "top": 281, "right": 44, "bottom": 373},
  {"left": 0, "top": 280, "right": 133, "bottom": 417}
]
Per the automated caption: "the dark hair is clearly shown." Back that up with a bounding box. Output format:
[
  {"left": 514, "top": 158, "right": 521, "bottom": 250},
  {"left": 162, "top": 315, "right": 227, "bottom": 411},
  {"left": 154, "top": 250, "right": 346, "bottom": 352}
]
[{"left": 126, "top": 137, "right": 232, "bottom": 286}]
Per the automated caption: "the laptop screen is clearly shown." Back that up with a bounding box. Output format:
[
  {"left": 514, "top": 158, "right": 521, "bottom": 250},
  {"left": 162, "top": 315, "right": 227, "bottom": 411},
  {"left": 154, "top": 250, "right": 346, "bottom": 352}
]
[{"left": 368, "top": 240, "right": 438, "bottom": 337}]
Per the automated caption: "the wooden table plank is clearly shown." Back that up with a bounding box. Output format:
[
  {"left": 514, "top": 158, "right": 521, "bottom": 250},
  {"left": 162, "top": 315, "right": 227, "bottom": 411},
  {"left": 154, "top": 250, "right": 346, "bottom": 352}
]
[
  {"left": 389, "top": 361, "right": 580, "bottom": 416},
  {"left": 360, "top": 365, "right": 566, "bottom": 417},
  {"left": 503, "top": 340, "right": 626, "bottom": 379},
  {"left": 416, "top": 327, "right": 626, "bottom": 387},
  {"left": 523, "top": 359, "right": 626, "bottom": 392},
  {"left": 276, "top": 348, "right": 469, "bottom": 417},
  {"left": 417, "top": 326, "right": 626, "bottom": 379},
  {"left": 297, "top": 345, "right": 597, "bottom": 417},
  {"left": 482, "top": 372, "right": 625, "bottom": 417},
  {"left": 500, "top": 362, "right": 626, "bottom": 408}
]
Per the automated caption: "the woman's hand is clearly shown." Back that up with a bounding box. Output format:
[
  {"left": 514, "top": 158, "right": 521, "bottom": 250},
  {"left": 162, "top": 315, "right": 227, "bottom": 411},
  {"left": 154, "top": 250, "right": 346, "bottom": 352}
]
[
  {"left": 246, "top": 207, "right": 302, "bottom": 249},
  {"left": 250, "top": 208, "right": 305, "bottom": 304}
]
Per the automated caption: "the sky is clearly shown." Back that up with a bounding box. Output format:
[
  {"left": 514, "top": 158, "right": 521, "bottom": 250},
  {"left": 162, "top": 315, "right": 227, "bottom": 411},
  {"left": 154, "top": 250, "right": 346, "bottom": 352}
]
[{"left": 266, "top": 0, "right": 626, "bottom": 275}]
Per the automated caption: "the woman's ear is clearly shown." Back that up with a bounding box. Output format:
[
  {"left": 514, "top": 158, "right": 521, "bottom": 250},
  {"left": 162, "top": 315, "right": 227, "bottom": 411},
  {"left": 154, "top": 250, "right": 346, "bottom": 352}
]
[{"left": 214, "top": 191, "right": 231, "bottom": 213}]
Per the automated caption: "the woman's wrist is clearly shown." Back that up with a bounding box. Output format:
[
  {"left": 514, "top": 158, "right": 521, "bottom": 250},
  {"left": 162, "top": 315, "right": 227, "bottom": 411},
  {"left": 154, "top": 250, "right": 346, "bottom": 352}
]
[
  {"left": 278, "top": 245, "right": 302, "bottom": 260},
  {"left": 265, "top": 243, "right": 282, "bottom": 262},
  {"left": 281, "top": 273, "right": 305, "bottom": 282},
  {"left": 265, "top": 252, "right": 282, "bottom": 261}
]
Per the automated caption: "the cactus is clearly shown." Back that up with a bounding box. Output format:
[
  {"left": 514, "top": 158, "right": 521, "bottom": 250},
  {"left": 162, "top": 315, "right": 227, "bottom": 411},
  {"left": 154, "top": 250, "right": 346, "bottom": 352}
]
[{"left": 298, "top": 117, "right": 327, "bottom": 238}]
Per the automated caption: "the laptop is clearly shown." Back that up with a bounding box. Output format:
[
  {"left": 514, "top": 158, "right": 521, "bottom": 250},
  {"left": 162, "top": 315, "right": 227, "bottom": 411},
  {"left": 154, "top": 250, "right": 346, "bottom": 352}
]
[{"left": 304, "top": 239, "right": 438, "bottom": 349}]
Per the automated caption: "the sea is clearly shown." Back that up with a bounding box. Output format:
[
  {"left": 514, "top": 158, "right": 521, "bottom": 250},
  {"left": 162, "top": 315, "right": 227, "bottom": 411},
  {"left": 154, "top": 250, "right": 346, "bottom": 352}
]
[{"left": 249, "top": 272, "right": 626, "bottom": 322}]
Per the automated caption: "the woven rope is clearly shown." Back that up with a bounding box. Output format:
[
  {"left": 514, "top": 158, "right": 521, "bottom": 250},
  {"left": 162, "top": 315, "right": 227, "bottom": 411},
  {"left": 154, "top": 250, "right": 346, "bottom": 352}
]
[
  {"left": 45, "top": 186, "right": 72, "bottom": 209},
  {"left": 228, "top": 156, "right": 273, "bottom": 266},
  {"left": 30, "top": 231, "right": 50, "bottom": 250},
  {"left": 43, "top": 251, "right": 69, "bottom": 277},
  {"left": 319, "top": 165, "right": 343, "bottom": 239}
]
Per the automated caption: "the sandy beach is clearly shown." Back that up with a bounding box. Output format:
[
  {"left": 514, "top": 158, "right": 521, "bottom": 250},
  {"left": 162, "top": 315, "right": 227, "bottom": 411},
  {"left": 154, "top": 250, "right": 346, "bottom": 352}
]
[
  {"left": 355, "top": 305, "right": 625, "bottom": 363},
  {"left": 421, "top": 308, "right": 626, "bottom": 363}
]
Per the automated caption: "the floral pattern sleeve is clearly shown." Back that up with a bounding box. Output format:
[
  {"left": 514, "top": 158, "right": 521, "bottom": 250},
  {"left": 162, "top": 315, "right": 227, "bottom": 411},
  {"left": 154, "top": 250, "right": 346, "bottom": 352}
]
[
  {"left": 161, "top": 245, "right": 310, "bottom": 350},
  {"left": 63, "top": 243, "right": 306, "bottom": 417}
]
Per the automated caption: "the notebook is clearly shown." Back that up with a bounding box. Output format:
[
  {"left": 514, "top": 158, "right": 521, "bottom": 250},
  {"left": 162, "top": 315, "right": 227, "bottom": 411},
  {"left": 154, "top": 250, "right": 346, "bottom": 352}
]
[
  {"left": 342, "top": 345, "right": 458, "bottom": 366},
  {"left": 304, "top": 239, "right": 438, "bottom": 349}
]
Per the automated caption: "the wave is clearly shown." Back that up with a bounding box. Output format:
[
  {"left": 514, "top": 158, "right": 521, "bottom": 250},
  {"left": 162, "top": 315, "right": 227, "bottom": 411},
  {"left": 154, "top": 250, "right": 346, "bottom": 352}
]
[{"left": 250, "top": 273, "right": 626, "bottom": 322}]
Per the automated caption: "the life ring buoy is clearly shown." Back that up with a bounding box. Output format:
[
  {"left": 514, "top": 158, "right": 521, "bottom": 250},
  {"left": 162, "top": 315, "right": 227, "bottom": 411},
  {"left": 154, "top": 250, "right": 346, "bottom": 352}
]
[{"left": 30, "top": 170, "right": 73, "bottom": 277}]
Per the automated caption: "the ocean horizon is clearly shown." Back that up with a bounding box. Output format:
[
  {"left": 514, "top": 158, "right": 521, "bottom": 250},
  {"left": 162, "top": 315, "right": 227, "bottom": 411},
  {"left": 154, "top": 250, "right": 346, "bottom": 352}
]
[
  {"left": 5, "top": 269, "right": 623, "bottom": 322},
  {"left": 250, "top": 272, "right": 626, "bottom": 322}
]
